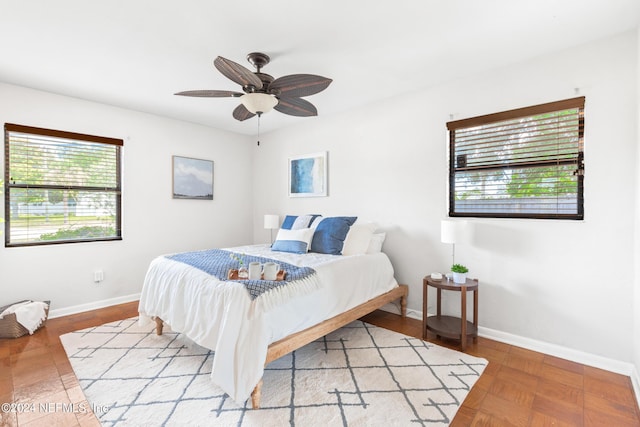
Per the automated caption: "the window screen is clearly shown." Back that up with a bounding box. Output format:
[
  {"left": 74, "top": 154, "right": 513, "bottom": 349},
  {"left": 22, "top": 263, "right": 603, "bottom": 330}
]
[
  {"left": 446, "top": 97, "right": 585, "bottom": 219},
  {"left": 4, "top": 123, "right": 123, "bottom": 246}
]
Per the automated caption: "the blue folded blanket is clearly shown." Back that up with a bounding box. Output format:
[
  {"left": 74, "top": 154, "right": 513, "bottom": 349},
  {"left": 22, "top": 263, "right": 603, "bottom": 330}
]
[{"left": 167, "top": 249, "right": 316, "bottom": 300}]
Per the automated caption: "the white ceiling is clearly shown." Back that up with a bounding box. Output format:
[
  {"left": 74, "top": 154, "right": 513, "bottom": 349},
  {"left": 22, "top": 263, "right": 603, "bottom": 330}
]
[{"left": 1, "top": 1, "right": 638, "bottom": 136}]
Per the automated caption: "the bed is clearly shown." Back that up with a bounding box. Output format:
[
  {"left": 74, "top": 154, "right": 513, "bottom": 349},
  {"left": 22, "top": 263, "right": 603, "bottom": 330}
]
[{"left": 139, "top": 238, "right": 407, "bottom": 409}]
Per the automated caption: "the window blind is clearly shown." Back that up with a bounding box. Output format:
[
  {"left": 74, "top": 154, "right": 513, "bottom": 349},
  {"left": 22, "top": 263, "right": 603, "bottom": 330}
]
[
  {"left": 446, "top": 97, "right": 585, "bottom": 219},
  {"left": 4, "top": 123, "right": 123, "bottom": 246}
]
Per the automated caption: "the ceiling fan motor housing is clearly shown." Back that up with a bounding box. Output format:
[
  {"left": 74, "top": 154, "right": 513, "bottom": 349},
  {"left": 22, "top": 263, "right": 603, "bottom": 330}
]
[{"left": 245, "top": 73, "right": 275, "bottom": 94}]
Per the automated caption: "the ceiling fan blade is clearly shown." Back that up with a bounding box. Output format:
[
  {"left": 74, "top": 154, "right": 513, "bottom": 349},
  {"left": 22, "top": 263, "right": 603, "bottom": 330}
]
[
  {"left": 274, "top": 97, "right": 318, "bottom": 117},
  {"left": 232, "top": 104, "right": 256, "bottom": 121},
  {"left": 269, "top": 74, "right": 332, "bottom": 98},
  {"left": 174, "top": 90, "right": 243, "bottom": 98},
  {"left": 214, "top": 56, "right": 263, "bottom": 90}
]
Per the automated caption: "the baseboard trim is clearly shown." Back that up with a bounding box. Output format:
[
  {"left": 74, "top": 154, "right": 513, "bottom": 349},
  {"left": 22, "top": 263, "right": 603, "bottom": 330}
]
[
  {"left": 479, "top": 325, "right": 639, "bottom": 406},
  {"left": 383, "top": 306, "right": 637, "bottom": 378},
  {"left": 48, "top": 293, "right": 140, "bottom": 319},
  {"left": 478, "top": 325, "right": 635, "bottom": 376},
  {"left": 380, "top": 302, "right": 422, "bottom": 321},
  {"left": 631, "top": 366, "right": 640, "bottom": 409}
]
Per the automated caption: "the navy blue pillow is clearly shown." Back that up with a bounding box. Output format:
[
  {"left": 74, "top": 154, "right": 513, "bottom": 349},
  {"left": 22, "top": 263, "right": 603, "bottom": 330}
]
[
  {"left": 310, "top": 216, "right": 357, "bottom": 255},
  {"left": 307, "top": 214, "right": 322, "bottom": 226},
  {"left": 281, "top": 214, "right": 322, "bottom": 230}
]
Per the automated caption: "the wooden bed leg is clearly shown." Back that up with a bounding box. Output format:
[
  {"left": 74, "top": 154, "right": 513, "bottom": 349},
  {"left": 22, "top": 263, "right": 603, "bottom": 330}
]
[
  {"left": 155, "top": 317, "right": 164, "bottom": 335},
  {"left": 400, "top": 284, "right": 408, "bottom": 318},
  {"left": 251, "top": 379, "right": 263, "bottom": 409}
]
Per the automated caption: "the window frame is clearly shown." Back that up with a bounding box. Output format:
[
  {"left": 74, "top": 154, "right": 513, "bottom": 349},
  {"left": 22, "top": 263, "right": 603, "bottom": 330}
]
[
  {"left": 4, "top": 123, "right": 123, "bottom": 247},
  {"left": 446, "top": 97, "right": 585, "bottom": 220}
]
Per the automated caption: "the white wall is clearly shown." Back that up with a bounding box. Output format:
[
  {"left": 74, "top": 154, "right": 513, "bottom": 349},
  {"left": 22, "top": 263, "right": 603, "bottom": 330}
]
[
  {"left": 0, "top": 30, "right": 637, "bottom": 380},
  {"left": 252, "top": 31, "right": 638, "bottom": 365},
  {"left": 0, "top": 83, "right": 254, "bottom": 312}
]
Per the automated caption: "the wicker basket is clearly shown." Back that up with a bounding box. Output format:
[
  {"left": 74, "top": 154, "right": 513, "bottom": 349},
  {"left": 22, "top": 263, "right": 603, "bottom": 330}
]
[{"left": 0, "top": 300, "right": 50, "bottom": 339}]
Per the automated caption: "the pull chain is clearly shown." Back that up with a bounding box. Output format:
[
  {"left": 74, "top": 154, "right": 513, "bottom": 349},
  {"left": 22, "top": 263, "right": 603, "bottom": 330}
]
[{"left": 257, "top": 113, "right": 261, "bottom": 146}]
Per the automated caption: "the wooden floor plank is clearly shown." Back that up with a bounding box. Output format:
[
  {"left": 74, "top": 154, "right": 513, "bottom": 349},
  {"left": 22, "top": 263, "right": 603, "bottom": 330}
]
[{"left": 0, "top": 302, "right": 637, "bottom": 426}]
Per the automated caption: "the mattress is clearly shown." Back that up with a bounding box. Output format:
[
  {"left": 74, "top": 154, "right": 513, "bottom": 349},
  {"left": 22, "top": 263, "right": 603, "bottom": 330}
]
[{"left": 138, "top": 244, "right": 397, "bottom": 403}]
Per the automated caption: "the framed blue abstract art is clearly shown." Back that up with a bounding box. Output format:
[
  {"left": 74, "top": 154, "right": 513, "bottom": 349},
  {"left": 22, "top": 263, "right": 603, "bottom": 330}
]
[{"left": 288, "top": 151, "right": 328, "bottom": 197}]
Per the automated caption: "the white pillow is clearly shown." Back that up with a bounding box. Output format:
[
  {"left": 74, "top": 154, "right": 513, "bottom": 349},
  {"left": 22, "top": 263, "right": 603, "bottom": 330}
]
[
  {"left": 271, "top": 228, "right": 315, "bottom": 253},
  {"left": 366, "top": 232, "right": 386, "bottom": 254},
  {"left": 291, "top": 215, "right": 314, "bottom": 230},
  {"left": 309, "top": 215, "right": 323, "bottom": 228},
  {"left": 342, "top": 222, "right": 377, "bottom": 256}
]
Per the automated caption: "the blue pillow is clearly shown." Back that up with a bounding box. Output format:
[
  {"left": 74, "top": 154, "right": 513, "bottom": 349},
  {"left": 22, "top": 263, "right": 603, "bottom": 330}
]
[
  {"left": 310, "top": 216, "right": 357, "bottom": 255},
  {"left": 271, "top": 228, "right": 315, "bottom": 254},
  {"left": 281, "top": 215, "right": 298, "bottom": 230},
  {"left": 271, "top": 240, "right": 307, "bottom": 254}
]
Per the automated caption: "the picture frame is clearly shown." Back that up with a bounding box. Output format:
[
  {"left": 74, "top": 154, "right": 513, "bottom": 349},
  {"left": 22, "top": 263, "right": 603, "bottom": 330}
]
[
  {"left": 172, "top": 155, "right": 214, "bottom": 200},
  {"left": 288, "top": 151, "right": 328, "bottom": 197}
]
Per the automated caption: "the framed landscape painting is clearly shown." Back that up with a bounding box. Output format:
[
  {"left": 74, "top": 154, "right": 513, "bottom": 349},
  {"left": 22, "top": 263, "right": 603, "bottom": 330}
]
[
  {"left": 172, "top": 156, "right": 214, "bottom": 200},
  {"left": 289, "top": 152, "right": 328, "bottom": 197}
]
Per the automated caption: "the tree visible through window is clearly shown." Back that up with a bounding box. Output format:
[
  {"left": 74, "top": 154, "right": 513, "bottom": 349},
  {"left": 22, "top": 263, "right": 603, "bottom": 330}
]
[
  {"left": 4, "top": 123, "right": 123, "bottom": 246},
  {"left": 446, "top": 97, "right": 585, "bottom": 219}
]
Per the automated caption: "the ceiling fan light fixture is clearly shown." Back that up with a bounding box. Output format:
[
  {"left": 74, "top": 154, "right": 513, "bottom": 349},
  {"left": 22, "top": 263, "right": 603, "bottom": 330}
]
[{"left": 240, "top": 93, "right": 278, "bottom": 114}]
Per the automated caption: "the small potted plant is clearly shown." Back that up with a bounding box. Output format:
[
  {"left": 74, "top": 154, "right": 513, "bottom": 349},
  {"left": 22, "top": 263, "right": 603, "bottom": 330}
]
[{"left": 451, "top": 264, "right": 469, "bottom": 284}]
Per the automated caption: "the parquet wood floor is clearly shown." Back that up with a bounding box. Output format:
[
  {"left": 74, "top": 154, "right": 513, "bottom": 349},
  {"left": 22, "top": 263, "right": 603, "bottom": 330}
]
[
  {"left": 362, "top": 310, "right": 640, "bottom": 426},
  {"left": 0, "top": 302, "right": 638, "bottom": 426}
]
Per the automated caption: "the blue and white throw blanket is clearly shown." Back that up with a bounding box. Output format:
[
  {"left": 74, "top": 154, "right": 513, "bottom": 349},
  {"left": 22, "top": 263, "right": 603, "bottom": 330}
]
[{"left": 167, "top": 249, "right": 319, "bottom": 312}]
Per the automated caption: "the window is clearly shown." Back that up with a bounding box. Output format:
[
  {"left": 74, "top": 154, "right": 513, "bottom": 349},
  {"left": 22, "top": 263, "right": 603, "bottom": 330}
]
[
  {"left": 4, "top": 123, "right": 122, "bottom": 246},
  {"left": 446, "top": 97, "right": 585, "bottom": 220}
]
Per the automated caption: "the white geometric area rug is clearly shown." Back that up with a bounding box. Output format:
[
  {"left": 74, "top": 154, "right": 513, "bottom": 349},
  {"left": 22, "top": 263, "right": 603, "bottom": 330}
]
[{"left": 61, "top": 318, "right": 487, "bottom": 426}]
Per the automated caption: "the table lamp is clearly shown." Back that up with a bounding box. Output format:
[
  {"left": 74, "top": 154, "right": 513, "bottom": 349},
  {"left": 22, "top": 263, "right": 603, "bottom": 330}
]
[
  {"left": 441, "top": 220, "right": 467, "bottom": 268},
  {"left": 264, "top": 214, "right": 280, "bottom": 244}
]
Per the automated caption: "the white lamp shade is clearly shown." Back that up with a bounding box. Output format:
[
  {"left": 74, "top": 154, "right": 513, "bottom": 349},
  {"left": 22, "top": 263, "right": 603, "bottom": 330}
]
[
  {"left": 264, "top": 214, "right": 280, "bottom": 230},
  {"left": 441, "top": 220, "right": 467, "bottom": 244},
  {"left": 241, "top": 93, "right": 278, "bottom": 114}
]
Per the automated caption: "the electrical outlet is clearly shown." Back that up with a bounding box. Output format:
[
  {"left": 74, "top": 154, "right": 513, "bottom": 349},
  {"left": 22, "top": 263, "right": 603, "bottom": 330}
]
[{"left": 94, "top": 270, "right": 104, "bottom": 283}]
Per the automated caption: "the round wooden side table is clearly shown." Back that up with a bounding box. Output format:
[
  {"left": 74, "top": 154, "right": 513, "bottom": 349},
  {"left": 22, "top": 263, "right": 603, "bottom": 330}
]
[{"left": 422, "top": 275, "right": 478, "bottom": 351}]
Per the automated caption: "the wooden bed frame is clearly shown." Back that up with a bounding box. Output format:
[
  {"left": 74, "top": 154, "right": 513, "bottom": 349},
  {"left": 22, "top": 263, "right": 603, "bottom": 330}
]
[{"left": 154, "top": 283, "right": 408, "bottom": 409}]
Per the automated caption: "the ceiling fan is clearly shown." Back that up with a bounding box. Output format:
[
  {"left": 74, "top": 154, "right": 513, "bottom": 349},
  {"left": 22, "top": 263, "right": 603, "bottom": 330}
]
[{"left": 175, "top": 52, "right": 332, "bottom": 122}]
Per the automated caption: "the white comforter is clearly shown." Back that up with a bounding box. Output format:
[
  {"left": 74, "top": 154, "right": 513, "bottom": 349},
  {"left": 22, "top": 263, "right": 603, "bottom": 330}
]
[{"left": 138, "top": 244, "right": 397, "bottom": 403}]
